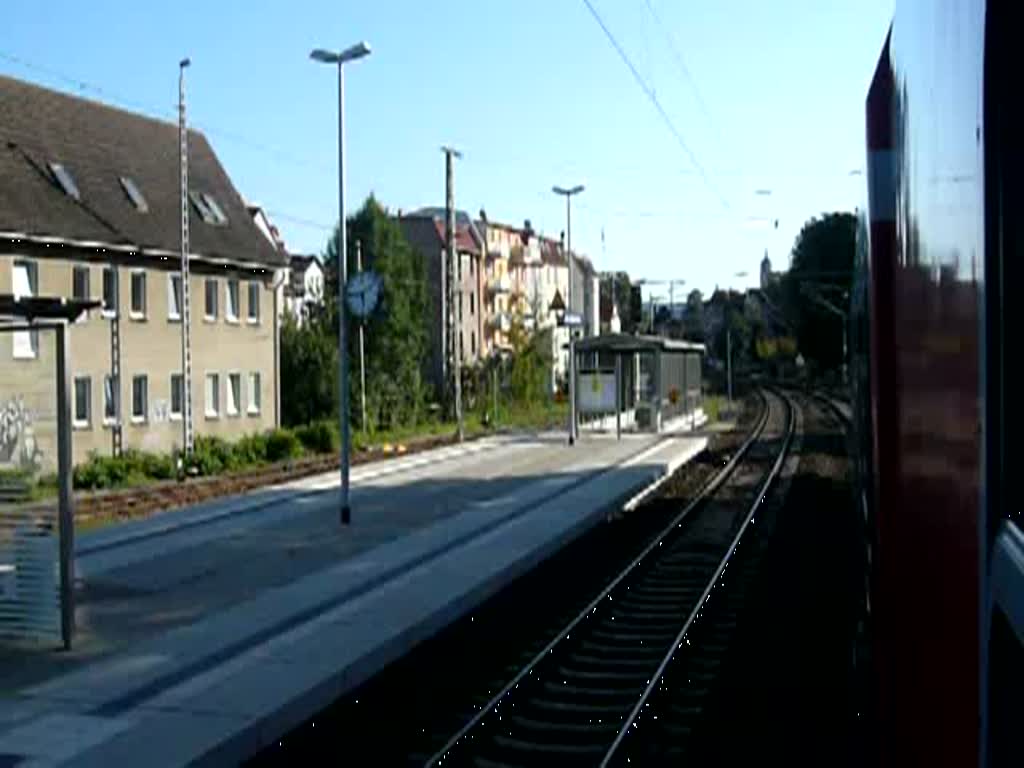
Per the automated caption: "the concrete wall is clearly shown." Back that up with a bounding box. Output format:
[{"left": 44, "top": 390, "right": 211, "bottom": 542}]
[{"left": 1, "top": 251, "right": 278, "bottom": 470}]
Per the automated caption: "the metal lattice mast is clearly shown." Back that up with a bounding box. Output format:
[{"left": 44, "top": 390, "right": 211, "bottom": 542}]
[
  {"left": 442, "top": 146, "right": 463, "bottom": 441},
  {"left": 178, "top": 59, "right": 194, "bottom": 456},
  {"left": 109, "top": 268, "right": 122, "bottom": 457}
]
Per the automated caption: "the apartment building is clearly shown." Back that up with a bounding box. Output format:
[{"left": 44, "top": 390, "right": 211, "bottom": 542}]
[
  {"left": 475, "top": 213, "right": 520, "bottom": 354},
  {"left": 0, "top": 74, "right": 286, "bottom": 470},
  {"left": 397, "top": 212, "right": 483, "bottom": 398}
]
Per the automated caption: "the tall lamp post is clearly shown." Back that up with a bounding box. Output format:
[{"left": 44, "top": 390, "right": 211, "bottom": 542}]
[
  {"left": 311, "top": 41, "right": 371, "bottom": 526},
  {"left": 553, "top": 184, "right": 584, "bottom": 445}
]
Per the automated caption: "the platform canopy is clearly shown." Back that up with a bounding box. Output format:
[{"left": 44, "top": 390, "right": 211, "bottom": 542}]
[
  {"left": 0, "top": 294, "right": 99, "bottom": 323},
  {"left": 574, "top": 333, "right": 705, "bottom": 355}
]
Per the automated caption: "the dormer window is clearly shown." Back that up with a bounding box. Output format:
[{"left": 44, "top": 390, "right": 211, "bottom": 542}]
[
  {"left": 190, "top": 191, "right": 228, "bottom": 225},
  {"left": 202, "top": 193, "right": 228, "bottom": 225},
  {"left": 49, "top": 162, "right": 80, "bottom": 200},
  {"left": 119, "top": 176, "right": 149, "bottom": 212}
]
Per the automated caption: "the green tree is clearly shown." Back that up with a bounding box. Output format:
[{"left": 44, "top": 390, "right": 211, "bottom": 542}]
[
  {"left": 781, "top": 212, "right": 856, "bottom": 371},
  {"left": 321, "top": 195, "right": 431, "bottom": 430},
  {"left": 711, "top": 302, "right": 752, "bottom": 366},
  {"left": 599, "top": 271, "right": 636, "bottom": 332},
  {"left": 684, "top": 289, "right": 704, "bottom": 342},
  {"left": 305, "top": 195, "right": 430, "bottom": 430},
  {"left": 279, "top": 313, "right": 337, "bottom": 427},
  {"left": 507, "top": 310, "right": 552, "bottom": 404}
]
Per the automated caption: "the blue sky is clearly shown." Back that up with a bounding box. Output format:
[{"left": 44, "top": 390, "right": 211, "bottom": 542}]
[{"left": 2, "top": 0, "right": 892, "bottom": 296}]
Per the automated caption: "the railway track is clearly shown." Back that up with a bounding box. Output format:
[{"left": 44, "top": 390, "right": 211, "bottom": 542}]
[{"left": 425, "top": 389, "right": 796, "bottom": 767}]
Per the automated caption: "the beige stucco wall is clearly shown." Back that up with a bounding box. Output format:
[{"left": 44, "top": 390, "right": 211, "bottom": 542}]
[{"left": 1, "top": 252, "right": 278, "bottom": 471}]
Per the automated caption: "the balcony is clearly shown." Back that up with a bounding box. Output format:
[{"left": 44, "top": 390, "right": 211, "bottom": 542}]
[
  {"left": 489, "top": 312, "right": 512, "bottom": 333},
  {"left": 487, "top": 275, "right": 512, "bottom": 295}
]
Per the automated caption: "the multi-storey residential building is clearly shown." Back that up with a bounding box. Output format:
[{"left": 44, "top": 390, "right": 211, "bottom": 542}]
[
  {"left": 475, "top": 213, "right": 519, "bottom": 354},
  {"left": 282, "top": 254, "right": 324, "bottom": 324},
  {"left": 507, "top": 223, "right": 544, "bottom": 328},
  {"left": 397, "top": 212, "right": 483, "bottom": 399},
  {"left": 462, "top": 211, "right": 603, "bottom": 391},
  {"left": 0, "top": 75, "right": 286, "bottom": 470}
]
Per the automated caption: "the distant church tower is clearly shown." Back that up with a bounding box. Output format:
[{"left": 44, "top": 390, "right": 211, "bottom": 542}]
[{"left": 760, "top": 249, "right": 772, "bottom": 289}]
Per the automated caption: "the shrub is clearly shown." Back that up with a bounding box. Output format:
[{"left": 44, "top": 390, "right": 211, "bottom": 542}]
[
  {"left": 189, "top": 435, "right": 234, "bottom": 477},
  {"left": 294, "top": 420, "right": 338, "bottom": 455},
  {"left": 265, "top": 428, "right": 303, "bottom": 462},
  {"left": 139, "top": 451, "right": 176, "bottom": 481},
  {"left": 73, "top": 450, "right": 170, "bottom": 490},
  {"left": 233, "top": 433, "right": 269, "bottom": 467}
]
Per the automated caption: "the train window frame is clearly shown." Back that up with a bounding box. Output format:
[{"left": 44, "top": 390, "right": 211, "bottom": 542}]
[{"left": 983, "top": 3, "right": 1023, "bottom": 763}]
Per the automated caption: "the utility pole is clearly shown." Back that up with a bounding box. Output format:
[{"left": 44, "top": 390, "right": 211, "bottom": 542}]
[
  {"left": 726, "top": 327, "right": 733, "bottom": 414},
  {"left": 311, "top": 41, "right": 371, "bottom": 526},
  {"left": 356, "top": 240, "right": 368, "bottom": 434},
  {"left": 553, "top": 184, "right": 584, "bottom": 445},
  {"left": 443, "top": 146, "right": 464, "bottom": 442},
  {"left": 178, "top": 58, "right": 194, "bottom": 459}
]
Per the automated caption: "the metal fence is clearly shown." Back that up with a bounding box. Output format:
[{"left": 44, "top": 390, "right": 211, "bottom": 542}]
[{"left": 0, "top": 322, "right": 73, "bottom": 648}]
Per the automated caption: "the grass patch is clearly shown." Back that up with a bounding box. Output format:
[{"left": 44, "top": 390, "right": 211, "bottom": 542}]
[{"left": 703, "top": 395, "right": 732, "bottom": 423}]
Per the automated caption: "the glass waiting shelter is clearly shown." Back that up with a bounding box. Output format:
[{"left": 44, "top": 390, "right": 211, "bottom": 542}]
[
  {"left": 573, "top": 333, "right": 705, "bottom": 438},
  {"left": 1, "top": 294, "right": 96, "bottom": 649}
]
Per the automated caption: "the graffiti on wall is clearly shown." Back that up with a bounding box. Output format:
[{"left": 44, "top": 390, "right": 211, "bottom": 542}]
[
  {"left": 0, "top": 396, "right": 43, "bottom": 471},
  {"left": 151, "top": 399, "right": 170, "bottom": 424}
]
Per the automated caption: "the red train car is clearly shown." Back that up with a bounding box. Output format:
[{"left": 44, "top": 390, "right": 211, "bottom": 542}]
[{"left": 854, "top": 1, "right": 1022, "bottom": 765}]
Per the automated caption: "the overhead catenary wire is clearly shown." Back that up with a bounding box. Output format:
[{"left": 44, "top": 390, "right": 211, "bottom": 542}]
[
  {"left": 0, "top": 50, "right": 335, "bottom": 176},
  {"left": 579, "top": 0, "right": 730, "bottom": 211},
  {"left": 640, "top": 0, "right": 722, "bottom": 139}
]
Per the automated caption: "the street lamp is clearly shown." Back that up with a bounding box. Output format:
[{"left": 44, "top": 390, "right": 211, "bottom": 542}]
[
  {"left": 311, "top": 40, "right": 371, "bottom": 526},
  {"left": 553, "top": 184, "right": 584, "bottom": 445}
]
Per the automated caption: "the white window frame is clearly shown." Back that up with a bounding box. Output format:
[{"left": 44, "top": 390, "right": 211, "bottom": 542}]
[
  {"left": 167, "top": 272, "right": 183, "bottom": 321},
  {"left": 169, "top": 373, "right": 184, "bottom": 421},
  {"left": 130, "top": 374, "right": 148, "bottom": 424},
  {"left": 73, "top": 375, "right": 92, "bottom": 429},
  {"left": 205, "top": 372, "right": 220, "bottom": 418},
  {"left": 129, "top": 269, "right": 147, "bottom": 320},
  {"left": 225, "top": 279, "right": 239, "bottom": 323},
  {"left": 102, "top": 374, "right": 118, "bottom": 426},
  {"left": 72, "top": 265, "right": 90, "bottom": 323},
  {"left": 204, "top": 278, "right": 218, "bottom": 321},
  {"left": 12, "top": 259, "right": 39, "bottom": 359},
  {"left": 226, "top": 371, "right": 241, "bottom": 417},
  {"left": 246, "top": 281, "right": 260, "bottom": 324},
  {"left": 248, "top": 371, "right": 262, "bottom": 415},
  {"left": 101, "top": 267, "right": 117, "bottom": 318}
]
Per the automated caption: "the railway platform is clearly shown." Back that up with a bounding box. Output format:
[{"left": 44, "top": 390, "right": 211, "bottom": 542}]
[{"left": 0, "top": 429, "right": 705, "bottom": 766}]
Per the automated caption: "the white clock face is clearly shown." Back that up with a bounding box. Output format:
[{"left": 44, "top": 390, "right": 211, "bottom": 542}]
[{"left": 346, "top": 271, "right": 382, "bottom": 318}]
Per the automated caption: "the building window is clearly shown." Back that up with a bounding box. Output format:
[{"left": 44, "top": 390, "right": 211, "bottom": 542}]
[
  {"left": 458, "top": 293, "right": 463, "bottom": 318},
  {"left": 131, "top": 375, "right": 148, "bottom": 423},
  {"left": 248, "top": 372, "right": 261, "bottom": 415},
  {"left": 471, "top": 332, "right": 476, "bottom": 356},
  {"left": 204, "top": 278, "right": 218, "bottom": 320},
  {"left": 12, "top": 259, "right": 38, "bottom": 359},
  {"left": 73, "top": 376, "right": 91, "bottom": 428},
  {"left": 470, "top": 292, "right": 475, "bottom": 316},
  {"left": 205, "top": 373, "right": 220, "bottom": 417},
  {"left": 72, "top": 266, "right": 90, "bottom": 322},
  {"left": 460, "top": 330, "right": 464, "bottom": 359},
  {"left": 247, "top": 281, "right": 260, "bottom": 324},
  {"left": 130, "top": 270, "right": 147, "bottom": 318},
  {"left": 103, "top": 375, "right": 118, "bottom": 424},
  {"left": 102, "top": 267, "right": 117, "bottom": 317},
  {"left": 227, "top": 373, "right": 241, "bottom": 417},
  {"left": 168, "top": 273, "right": 183, "bottom": 320},
  {"left": 226, "top": 280, "right": 239, "bottom": 322},
  {"left": 170, "top": 373, "right": 183, "bottom": 420}
]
